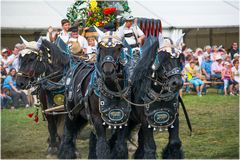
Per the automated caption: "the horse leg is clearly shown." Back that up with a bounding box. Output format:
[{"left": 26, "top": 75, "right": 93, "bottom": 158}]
[
  {"left": 88, "top": 131, "right": 97, "bottom": 159},
  {"left": 58, "top": 115, "right": 85, "bottom": 159},
  {"left": 162, "top": 115, "right": 184, "bottom": 159},
  {"left": 133, "top": 127, "right": 145, "bottom": 159},
  {"left": 93, "top": 117, "right": 111, "bottom": 159},
  {"left": 110, "top": 127, "right": 129, "bottom": 159},
  {"left": 46, "top": 115, "right": 59, "bottom": 155},
  {"left": 141, "top": 122, "right": 156, "bottom": 159}
]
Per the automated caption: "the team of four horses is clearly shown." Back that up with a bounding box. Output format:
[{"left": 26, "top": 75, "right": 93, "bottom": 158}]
[{"left": 16, "top": 26, "right": 191, "bottom": 159}]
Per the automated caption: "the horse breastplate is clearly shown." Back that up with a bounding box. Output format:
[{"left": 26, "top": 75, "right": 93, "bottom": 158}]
[
  {"left": 142, "top": 87, "right": 179, "bottom": 129},
  {"left": 145, "top": 100, "right": 178, "bottom": 129},
  {"left": 99, "top": 96, "right": 131, "bottom": 128}
]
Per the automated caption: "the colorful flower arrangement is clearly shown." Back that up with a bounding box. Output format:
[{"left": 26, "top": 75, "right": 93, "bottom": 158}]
[
  {"left": 67, "top": 0, "right": 131, "bottom": 28},
  {"left": 86, "top": 0, "right": 117, "bottom": 27}
]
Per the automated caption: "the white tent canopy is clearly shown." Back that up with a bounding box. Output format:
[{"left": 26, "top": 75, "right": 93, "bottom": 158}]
[
  {"left": 1, "top": 0, "right": 75, "bottom": 29},
  {"left": 128, "top": 0, "right": 239, "bottom": 28},
  {"left": 1, "top": 0, "right": 239, "bottom": 29}
]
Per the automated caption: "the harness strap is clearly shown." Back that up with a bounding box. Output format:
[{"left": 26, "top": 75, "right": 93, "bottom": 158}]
[
  {"left": 178, "top": 96, "right": 192, "bottom": 136},
  {"left": 122, "top": 94, "right": 158, "bottom": 107}
]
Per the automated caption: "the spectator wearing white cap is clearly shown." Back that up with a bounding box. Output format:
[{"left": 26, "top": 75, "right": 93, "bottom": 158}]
[
  {"left": 211, "top": 55, "right": 223, "bottom": 79},
  {"left": 204, "top": 45, "right": 211, "bottom": 55},
  {"left": 183, "top": 48, "right": 193, "bottom": 57},
  {"left": 1, "top": 48, "right": 10, "bottom": 73},
  {"left": 221, "top": 61, "right": 234, "bottom": 96},
  {"left": 201, "top": 52, "right": 213, "bottom": 80}
]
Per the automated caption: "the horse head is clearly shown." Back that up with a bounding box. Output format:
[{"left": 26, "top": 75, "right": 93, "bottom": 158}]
[
  {"left": 16, "top": 36, "right": 46, "bottom": 89},
  {"left": 132, "top": 33, "right": 185, "bottom": 101},
  {"left": 95, "top": 27, "right": 125, "bottom": 80},
  {"left": 154, "top": 33, "right": 185, "bottom": 94},
  {"left": 17, "top": 36, "right": 69, "bottom": 89}
]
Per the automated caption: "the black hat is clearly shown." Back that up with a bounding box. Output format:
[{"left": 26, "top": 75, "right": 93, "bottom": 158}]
[
  {"left": 68, "top": 26, "right": 78, "bottom": 32},
  {"left": 104, "top": 22, "right": 115, "bottom": 31}
]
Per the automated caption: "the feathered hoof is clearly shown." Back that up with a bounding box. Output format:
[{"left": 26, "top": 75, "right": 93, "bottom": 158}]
[
  {"left": 162, "top": 143, "right": 184, "bottom": 159},
  {"left": 58, "top": 145, "right": 76, "bottom": 159},
  {"left": 47, "top": 146, "right": 58, "bottom": 155}
]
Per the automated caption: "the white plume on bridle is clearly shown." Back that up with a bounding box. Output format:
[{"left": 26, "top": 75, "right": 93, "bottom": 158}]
[
  {"left": 19, "top": 36, "right": 42, "bottom": 57},
  {"left": 158, "top": 32, "right": 185, "bottom": 58}
]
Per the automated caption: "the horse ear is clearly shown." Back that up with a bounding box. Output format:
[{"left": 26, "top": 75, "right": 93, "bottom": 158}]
[
  {"left": 94, "top": 26, "right": 105, "bottom": 42},
  {"left": 20, "top": 35, "right": 29, "bottom": 45},
  {"left": 175, "top": 33, "right": 185, "bottom": 47},
  {"left": 36, "top": 37, "right": 43, "bottom": 49},
  {"left": 158, "top": 33, "right": 164, "bottom": 49}
]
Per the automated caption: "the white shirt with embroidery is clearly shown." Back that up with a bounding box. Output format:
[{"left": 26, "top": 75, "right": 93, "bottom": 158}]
[{"left": 117, "top": 24, "right": 144, "bottom": 45}]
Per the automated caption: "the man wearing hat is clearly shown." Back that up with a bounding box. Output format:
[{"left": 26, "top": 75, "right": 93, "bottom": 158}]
[
  {"left": 117, "top": 15, "right": 145, "bottom": 47},
  {"left": 117, "top": 15, "right": 145, "bottom": 78},
  {"left": 67, "top": 25, "right": 88, "bottom": 57},
  {"left": 201, "top": 52, "right": 213, "bottom": 80},
  {"left": 211, "top": 55, "right": 223, "bottom": 79}
]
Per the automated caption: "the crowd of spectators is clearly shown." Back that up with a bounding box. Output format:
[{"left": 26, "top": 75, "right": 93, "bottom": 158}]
[
  {"left": 1, "top": 44, "right": 30, "bottom": 110},
  {"left": 182, "top": 42, "right": 239, "bottom": 96}
]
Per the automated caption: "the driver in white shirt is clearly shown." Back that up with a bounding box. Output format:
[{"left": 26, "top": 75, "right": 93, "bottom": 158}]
[{"left": 117, "top": 15, "right": 145, "bottom": 78}]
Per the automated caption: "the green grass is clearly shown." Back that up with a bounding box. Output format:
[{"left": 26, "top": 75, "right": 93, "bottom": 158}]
[{"left": 1, "top": 94, "right": 239, "bottom": 159}]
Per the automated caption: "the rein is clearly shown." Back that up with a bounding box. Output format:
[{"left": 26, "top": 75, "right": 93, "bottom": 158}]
[
  {"left": 30, "top": 70, "right": 64, "bottom": 86},
  {"left": 179, "top": 96, "right": 192, "bottom": 136}
]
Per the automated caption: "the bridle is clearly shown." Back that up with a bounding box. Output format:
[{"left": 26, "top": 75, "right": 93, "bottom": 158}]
[
  {"left": 122, "top": 45, "right": 183, "bottom": 106},
  {"left": 16, "top": 46, "right": 58, "bottom": 88},
  {"left": 96, "top": 32, "right": 130, "bottom": 99},
  {"left": 17, "top": 54, "right": 41, "bottom": 79}
]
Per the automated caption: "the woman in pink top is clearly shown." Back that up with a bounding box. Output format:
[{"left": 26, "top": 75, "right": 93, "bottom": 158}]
[{"left": 221, "top": 62, "right": 234, "bottom": 96}]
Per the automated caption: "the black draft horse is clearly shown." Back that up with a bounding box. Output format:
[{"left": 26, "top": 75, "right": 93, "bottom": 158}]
[
  {"left": 58, "top": 31, "right": 130, "bottom": 159},
  {"left": 16, "top": 38, "right": 70, "bottom": 156},
  {"left": 130, "top": 35, "right": 186, "bottom": 159}
]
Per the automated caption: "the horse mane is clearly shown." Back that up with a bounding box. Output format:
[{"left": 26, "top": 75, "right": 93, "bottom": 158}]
[
  {"left": 41, "top": 39, "right": 70, "bottom": 66},
  {"left": 131, "top": 36, "right": 159, "bottom": 99}
]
